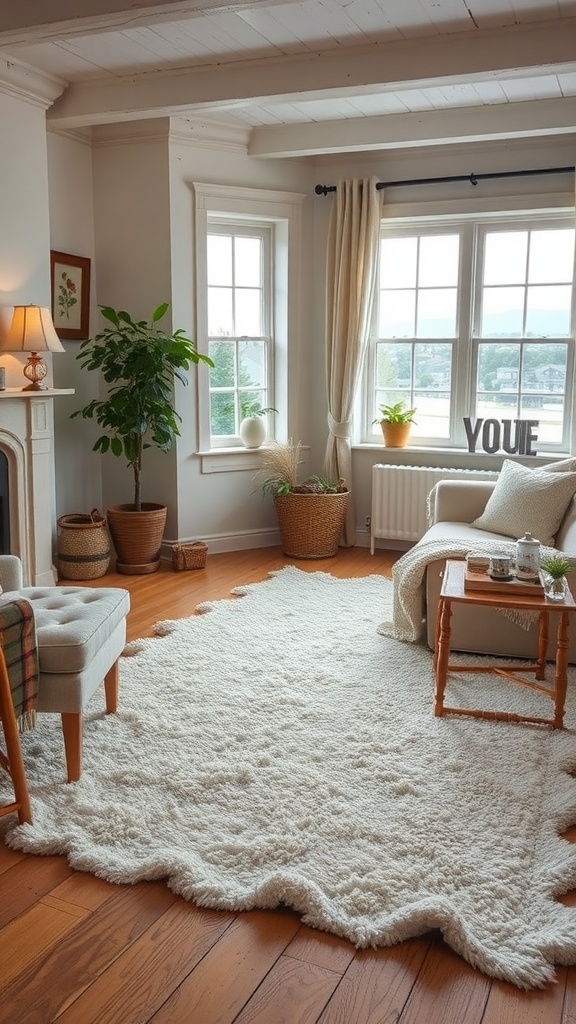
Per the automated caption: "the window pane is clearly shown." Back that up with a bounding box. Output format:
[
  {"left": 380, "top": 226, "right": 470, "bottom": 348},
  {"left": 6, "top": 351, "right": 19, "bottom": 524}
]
[
  {"left": 235, "top": 289, "right": 262, "bottom": 336},
  {"left": 520, "top": 396, "right": 563, "bottom": 444},
  {"left": 209, "top": 340, "right": 235, "bottom": 388},
  {"left": 417, "top": 289, "right": 457, "bottom": 337},
  {"left": 376, "top": 343, "right": 412, "bottom": 389},
  {"left": 414, "top": 343, "right": 452, "bottom": 391},
  {"left": 239, "top": 390, "right": 266, "bottom": 418},
  {"left": 476, "top": 393, "right": 518, "bottom": 419},
  {"left": 484, "top": 232, "right": 527, "bottom": 285},
  {"left": 235, "top": 237, "right": 262, "bottom": 287},
  {"left": 521, "top": 342, "right": 567, "bottom": 392},
  {"left": 419, "top": 235, "right": 459, "bottom": 287},
  {"left": 210, "top": 392, "right": 237, "bottom": 436},
  {"left": 480, "top": 287, "right": 524, "bottom": 337},
  {"left": 477, "top": 344, "right": 520, "bottom": 394},
  {"left": 528, "top": 229, "right": 575, "bottom": 283},
  {"left": 380, "top": 237, "right": 417, "bottom": 288},
  {"left": 208, "top": 235, "right": 232, "bottom": 286},
  {"left": 411, "top": 393, "right": 450, "bottom": 438},
  {"left": 238, "top": 341, "right": 266, "bottom": 389},
  {"left": 208, "top": 287, "right": 233, "bottom": 336},
  {"left": 379, "top": 290, "right": 415, "bottom": 337},
  {"left": 525, "top": 285, "right": 572, "bottom": 337}
]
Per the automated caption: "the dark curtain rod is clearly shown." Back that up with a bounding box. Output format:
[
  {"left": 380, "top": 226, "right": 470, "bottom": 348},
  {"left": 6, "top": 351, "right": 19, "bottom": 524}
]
[{"left": 314, "top": 165, "right": 575, "bottom": 196}]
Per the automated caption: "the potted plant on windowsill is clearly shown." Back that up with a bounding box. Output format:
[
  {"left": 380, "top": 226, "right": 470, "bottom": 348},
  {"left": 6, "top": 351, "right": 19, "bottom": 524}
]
[
  {"left": 259, "top": 440, "right": 349, "bottom": 559},
  {"left": 71, "top": 303, "right": 213, "bottom": 575},
  {"left": 374, "top": 401, "right": 417, "bottom": 448},
  {"left": 239, "top": 404, "right": 278, "bottom": 449}
]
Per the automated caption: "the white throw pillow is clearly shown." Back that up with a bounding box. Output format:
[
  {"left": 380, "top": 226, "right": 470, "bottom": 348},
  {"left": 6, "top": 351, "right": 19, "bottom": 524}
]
[{"left": 473, "top": 459, "right": 576, "bottom": 545}]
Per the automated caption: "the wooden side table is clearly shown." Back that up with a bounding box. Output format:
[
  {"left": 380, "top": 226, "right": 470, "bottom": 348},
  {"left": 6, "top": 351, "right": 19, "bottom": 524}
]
[{"left": 434, "top": 559, "right": 576, "bottom": 729}]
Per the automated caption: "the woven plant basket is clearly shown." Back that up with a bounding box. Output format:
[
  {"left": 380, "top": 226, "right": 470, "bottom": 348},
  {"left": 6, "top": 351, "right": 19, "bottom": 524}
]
[
  {"left": 172, "top": 541, "right": 208, "bottom": 571},
  {"left": 56, "top": 509, "right": 111, "bottom": 580},
  {"left": 274, "top": 490, "right": 350, "bottom": 559},
  {"left": 107, "top": 503, "right": 167, "bottom": 575}
]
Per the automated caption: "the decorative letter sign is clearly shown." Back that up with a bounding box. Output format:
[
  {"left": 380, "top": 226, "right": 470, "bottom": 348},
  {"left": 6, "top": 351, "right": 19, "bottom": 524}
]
[{"left": 463, "top": 418, "right": 539, "bottom": 456}]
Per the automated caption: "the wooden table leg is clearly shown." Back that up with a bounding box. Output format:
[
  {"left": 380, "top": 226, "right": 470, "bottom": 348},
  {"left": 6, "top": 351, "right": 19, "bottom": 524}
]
[
  {"left": 536, "top": 610, "right": 548, "bottom": 681},
  {"left": 434, "top": 597, "right": 452, "bottom": 717},
  {"left": 553, "top": 611, "right": 570, "bottom": 729}
]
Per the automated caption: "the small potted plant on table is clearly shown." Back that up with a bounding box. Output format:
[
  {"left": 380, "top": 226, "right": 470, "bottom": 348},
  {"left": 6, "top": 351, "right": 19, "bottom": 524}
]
[{"left": 540, "top": 554, "right": 573, "bottom": 602}]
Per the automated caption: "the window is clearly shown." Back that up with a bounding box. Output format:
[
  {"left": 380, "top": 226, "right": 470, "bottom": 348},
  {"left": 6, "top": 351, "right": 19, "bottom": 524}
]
[
  {"left": 193, "top": 182, "right": 305, "bottom": 463},
  {"left": 207, "top": 223, "right": 273, "bottom": 445},
  {"left": 366, "top": 214, "right": 576, "bottom": 451}
]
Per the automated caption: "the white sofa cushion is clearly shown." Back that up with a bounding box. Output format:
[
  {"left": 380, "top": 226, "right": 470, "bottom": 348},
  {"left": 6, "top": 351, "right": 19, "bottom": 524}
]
[{"left": 472, "top": 459, "right": 576, "bottom": 545}]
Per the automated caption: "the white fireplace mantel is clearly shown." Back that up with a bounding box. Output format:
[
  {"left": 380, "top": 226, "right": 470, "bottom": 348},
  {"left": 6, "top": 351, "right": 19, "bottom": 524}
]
[{"left": 0, "top": 388, "right": 74, "bottom": 585}]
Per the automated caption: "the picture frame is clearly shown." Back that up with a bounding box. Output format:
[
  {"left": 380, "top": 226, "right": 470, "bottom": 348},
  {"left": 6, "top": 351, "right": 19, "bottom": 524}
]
[{"left": 50, "top": 250, "right": 91, "bottom": 340}]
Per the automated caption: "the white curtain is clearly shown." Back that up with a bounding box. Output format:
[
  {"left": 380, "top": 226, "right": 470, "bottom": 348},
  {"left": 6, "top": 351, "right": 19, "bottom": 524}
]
[{"left": 323, "top": 176, "right": 381, "bottom": 545}]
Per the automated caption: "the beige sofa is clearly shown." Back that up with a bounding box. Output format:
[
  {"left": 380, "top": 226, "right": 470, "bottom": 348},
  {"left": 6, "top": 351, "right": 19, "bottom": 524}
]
[{"left": 423, "top": 478, "right": 576, "bottom": 661}]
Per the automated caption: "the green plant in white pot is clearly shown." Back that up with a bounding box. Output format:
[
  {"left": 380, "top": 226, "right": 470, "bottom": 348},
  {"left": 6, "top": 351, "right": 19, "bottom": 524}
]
[
  {"left": 71, "top": 303, "right": 213, "bottom": 574},
  {"left": 239, "top": 403, "right": 278, "bottom": 449}
]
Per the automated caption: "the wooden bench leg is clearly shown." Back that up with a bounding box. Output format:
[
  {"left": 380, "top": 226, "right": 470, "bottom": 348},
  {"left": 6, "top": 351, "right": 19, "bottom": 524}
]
[
  {"left": 104, "top": 660, "right": 119, "bottom": 714},
  {"left": 0, "top": 649, "right": 32, "bottom": 824},
  {"left": 61, "top": 712, "right": 82, "bottom": 783}
]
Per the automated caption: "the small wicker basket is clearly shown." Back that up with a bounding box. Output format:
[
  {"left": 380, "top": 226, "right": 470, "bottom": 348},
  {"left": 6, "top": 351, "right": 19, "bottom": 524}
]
[{"left": 172, "top": 541, "right": 208, "bottom": 571}]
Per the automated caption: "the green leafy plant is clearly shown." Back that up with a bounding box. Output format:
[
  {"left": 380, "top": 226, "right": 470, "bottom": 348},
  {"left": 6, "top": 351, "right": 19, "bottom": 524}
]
[
  {"left": 373, "top": 400, "right": 417, "bottom": 425},
  {"left": 540, "top": 554, "right": 573, "bottom": 579},
  {"left": 71, "top": 303, "right": 213, "bottom": 512},
  {"left": 241, "top": 403, "right": 278, "bottom": 418},
  {"left": 259, "top": 440, "right": 347, "bottom": 497}
]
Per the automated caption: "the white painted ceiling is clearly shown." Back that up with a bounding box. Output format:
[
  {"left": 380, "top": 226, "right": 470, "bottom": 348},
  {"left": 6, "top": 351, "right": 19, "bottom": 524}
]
[{"left": 0, "top": 0, "right": 575, "bottom": 158}]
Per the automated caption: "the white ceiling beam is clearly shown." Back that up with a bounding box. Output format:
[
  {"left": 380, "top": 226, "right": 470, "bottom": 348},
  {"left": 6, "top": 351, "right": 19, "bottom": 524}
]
[
  {"left": 45, "top": 17, "right": 576, "bottom": 128},
  {"left": 248, "top": 97, "right": 576, "bottom": 157},
  {"left": 0, "top": 0, "right": 283, "bottom": 44}
]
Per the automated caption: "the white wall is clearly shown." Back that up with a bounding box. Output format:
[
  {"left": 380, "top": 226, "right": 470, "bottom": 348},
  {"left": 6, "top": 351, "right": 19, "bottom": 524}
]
[
  {"left": 167, "top": 127, "right": 316, "bottom": 547},
  {"left": 45, "top": 121, "right": 576, "bottom": 552},
  {"left": 47, "top": 129, "right": 103, "bottom": 517}
]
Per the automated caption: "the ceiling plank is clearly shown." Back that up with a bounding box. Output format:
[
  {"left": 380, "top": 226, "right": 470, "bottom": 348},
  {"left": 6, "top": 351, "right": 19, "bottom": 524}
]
[
  {"left": 248, "top": 96, "right": 576, "bottom": 156},
  {"left": 0, "top": 0, "right": 289, "bottom": 44},
  {"left": 45, "top": 17, "right": 576, "bottom": 127}
]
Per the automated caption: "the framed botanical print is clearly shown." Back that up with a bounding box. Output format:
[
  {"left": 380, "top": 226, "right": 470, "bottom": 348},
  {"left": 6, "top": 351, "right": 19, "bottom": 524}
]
[{"left": 50, "top": 250, "right": 91, "bottom": 340}]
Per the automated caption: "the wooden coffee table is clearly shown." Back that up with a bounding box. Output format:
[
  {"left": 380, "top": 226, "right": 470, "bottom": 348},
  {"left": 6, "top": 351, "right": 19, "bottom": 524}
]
[{"left": 434, "top": 559, "right": 576, "bottom": 729}]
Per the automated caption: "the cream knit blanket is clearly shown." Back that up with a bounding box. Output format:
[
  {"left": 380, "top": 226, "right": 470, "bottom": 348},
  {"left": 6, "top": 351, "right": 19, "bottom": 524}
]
[{"left": 377, "top": 536, "right": 561, "bottom": 643}]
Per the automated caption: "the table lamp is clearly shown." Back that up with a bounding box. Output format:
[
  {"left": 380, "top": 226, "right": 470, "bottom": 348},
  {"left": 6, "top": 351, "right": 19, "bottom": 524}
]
[{"left": 2, "top": 304, "right": 65, "bottom": 391}]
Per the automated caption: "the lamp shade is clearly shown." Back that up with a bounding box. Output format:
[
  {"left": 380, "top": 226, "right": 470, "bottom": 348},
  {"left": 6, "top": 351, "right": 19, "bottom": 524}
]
[{"left": 4, "top": 305, "right": 65, "bottom": 353}]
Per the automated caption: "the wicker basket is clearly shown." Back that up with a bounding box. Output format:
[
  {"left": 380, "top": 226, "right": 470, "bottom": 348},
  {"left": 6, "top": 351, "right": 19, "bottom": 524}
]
[
  {"left": 172, "top": 541, "right": 208, "bottom": 571},
  {"left": 57, "top": 509, "right": 111, "bottom": 580},
  {"left": 274, "top": 490, "right": 350, "bottom": 559}
]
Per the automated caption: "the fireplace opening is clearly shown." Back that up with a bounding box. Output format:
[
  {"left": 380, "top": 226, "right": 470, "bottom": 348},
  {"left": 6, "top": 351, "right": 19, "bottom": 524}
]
[{"left": 0, "top": 451, "right": 9, "bottom": 554}]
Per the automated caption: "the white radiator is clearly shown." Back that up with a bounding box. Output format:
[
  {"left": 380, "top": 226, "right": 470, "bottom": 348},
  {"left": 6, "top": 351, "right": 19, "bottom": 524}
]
[{"left": 370, "top": 464, "right": 499, "bottom": 551}]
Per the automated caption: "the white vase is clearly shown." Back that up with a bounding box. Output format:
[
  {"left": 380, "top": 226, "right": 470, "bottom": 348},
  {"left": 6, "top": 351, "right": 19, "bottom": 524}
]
[{"left": 239, "top": 416, "right": 266, "bottom": 448}]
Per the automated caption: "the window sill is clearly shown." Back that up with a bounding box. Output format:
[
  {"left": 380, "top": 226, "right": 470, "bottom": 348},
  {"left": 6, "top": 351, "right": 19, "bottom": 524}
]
[{"left": 197, "top": 446, "right": 268, "bottom": 474}]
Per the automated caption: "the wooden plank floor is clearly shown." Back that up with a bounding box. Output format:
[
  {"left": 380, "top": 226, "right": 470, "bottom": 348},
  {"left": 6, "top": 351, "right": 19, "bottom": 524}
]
[{"left": 2, "top": 544, "right": 576, "bottom": 1023}]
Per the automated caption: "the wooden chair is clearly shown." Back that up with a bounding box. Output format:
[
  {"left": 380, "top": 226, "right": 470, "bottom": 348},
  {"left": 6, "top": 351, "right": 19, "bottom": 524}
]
[{"left": 0, "top": 643, "right": 32, "bottom": 824}]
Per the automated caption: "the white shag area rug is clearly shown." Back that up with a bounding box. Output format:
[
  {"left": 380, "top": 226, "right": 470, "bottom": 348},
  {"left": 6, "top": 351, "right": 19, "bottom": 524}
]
[{"left": 5, "top": 566, "right": 576, "bottom": 990}]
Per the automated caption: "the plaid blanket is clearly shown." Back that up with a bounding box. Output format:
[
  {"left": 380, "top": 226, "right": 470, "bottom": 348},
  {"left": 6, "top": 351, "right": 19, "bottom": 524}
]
[{"left": 0, "top": 599, "right": 39, "bottom": 733}]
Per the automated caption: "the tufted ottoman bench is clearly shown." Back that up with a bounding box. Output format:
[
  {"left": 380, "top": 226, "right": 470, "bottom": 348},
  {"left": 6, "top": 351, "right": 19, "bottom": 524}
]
[{"left": 0, "top": 556, "right": 130, "bottom": 782}]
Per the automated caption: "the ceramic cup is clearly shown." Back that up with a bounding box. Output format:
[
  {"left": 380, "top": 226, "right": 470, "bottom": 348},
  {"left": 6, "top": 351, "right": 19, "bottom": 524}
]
[{"left": 490, "top": 554, "right": 513, "bottom": 578}]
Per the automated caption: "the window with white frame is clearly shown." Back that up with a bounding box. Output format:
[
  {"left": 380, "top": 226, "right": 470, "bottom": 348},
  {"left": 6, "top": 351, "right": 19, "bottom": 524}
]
[
  {"left": 207, "top": 221, "right": 273, "bottom": 445},
  {"left": 366, "top": 213, "right": 576, "bottom": 451},
  {"left": 193, "top": 182, "right": 304, "bottom": 460}
]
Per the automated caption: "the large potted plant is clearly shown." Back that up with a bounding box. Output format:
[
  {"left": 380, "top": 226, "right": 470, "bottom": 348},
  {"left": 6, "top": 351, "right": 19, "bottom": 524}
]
[
  {"left": 260, "top": 440, "right": 349, "bottom": 559},
  {"left": 71, "top": 303, "right": 212, "bottom": 574}
]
